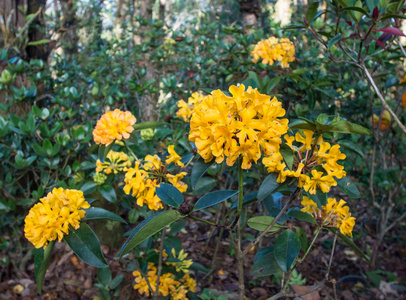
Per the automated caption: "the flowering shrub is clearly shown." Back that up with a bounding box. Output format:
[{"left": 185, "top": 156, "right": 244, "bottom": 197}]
[
  {"left": 251, "top": 37, "right": 295, "bottom": 68},
  {"left": 189, "top": 84, "right": 289, "bottom": 169},
  {"left": 24, "top": 188, "right": 90, "bottom": 249}
]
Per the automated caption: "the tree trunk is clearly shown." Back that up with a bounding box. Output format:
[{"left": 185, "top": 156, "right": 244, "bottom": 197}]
[
  {"left": 26, "top": 0, "right": 47, "bottom": 60},
  {"left": 239, "top": 0, "right": 260, "bottom": 34},
  {"left": 60, "top": 0, "right": 78, "bottom": 57}
]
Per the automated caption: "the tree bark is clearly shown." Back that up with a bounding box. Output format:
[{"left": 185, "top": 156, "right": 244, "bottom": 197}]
[
  {"left": 239, "top": 0, "right": 260, "bottom": 34},
  {"left": 26, "top": 0, "right": 47, "bottom": 60},
  {"left": 60, "top": 0, "right": 78, "bottom": 57}
]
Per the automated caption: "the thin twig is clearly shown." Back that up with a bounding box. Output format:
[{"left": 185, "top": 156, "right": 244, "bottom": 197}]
[{"left": 154, "top": 229, "right": 166, "bottom": 299}]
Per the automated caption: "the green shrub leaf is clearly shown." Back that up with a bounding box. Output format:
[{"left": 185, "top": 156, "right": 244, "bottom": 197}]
[
  {"left": 156, "top": 183, "right": 183, "bottom": 208},
  {"left": 247, "top": 216, "right": 285, "bottom": 232},
  {"left": 84, "top": 207, "right": 126, "bottom": 223},
  {"left": 274, "top": 229, "right": 301, "bottom": 272},
  {"left": 119, "top": 210, "right": 183, "bottom": 257},
  {"left": 257, "top": 173, "right": 279, "bottom": 201},
  {"left": 336, "top": 177, "right": 360, "bottom": 198},
  {"left": 34, "top": 240, "right": 55, "bottom": 293},
  {"left": 64, "top": 223, "right": 108, "bottom": 268},
  {"left": 193, "top": 190, "right": 238, "bottom": 212},
  {"left": 191, "top": 156, "right": 215, "bottom": 189}
]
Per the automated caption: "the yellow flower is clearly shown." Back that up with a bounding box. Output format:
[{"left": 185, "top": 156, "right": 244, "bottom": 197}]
[
  {"left": 263, "top": 130, "right": 346, "bottom": 194},
  {"left": 181, "top": 274, "right": 197, "bottom": 292},
  {"left": 251, "top": 37, "right": 295, "bottom": 68},
  {"left": 93, "top": 109, "right": 136, "bottom": 146},
  {"left": 189, "top": 84, "right": 289, "bottom": 169},
  {"left": 303, "top": 170, "right": 337, "bottom": 194},
  {"left": 166, "top": 145, "right": 184, "bottom": 167},
  {"left": 176, "top": 92, "right": 205, "bottom": 122},
  {"left": 24, "top": 188, "right": 90, "bottom": 249},
  {"left": 168, "top": 249, "right": 193, "bottom": 273},
  {"left": 301, "top": 197, "right": 356, "bottom": 237},
  {"left": 123, "top": 154, "right": 188, "bottom": 211},
  {"left": 400, "top": 74, "right": 406, "bottom": 84},
  {"left": 96, "top": 150, "right": 132, "bottom": 174}
]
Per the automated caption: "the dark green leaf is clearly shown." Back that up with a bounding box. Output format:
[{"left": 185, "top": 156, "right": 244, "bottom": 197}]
[
  {"left": 100, "top": 185, "right": 117, "bottom": 203},
  {"left": 336, "top": 177, "right": 360, "bottom": 198},
  {"left": 306, "top": 189, "right": 327, "bottom": 209},
  {"left": 191, "top": 156, "right": 215, "bottom": 189},
  {"left": 289, "top": 119, "right": 317, "bottom": 131},
  {"left": 97, "top": 267, "right": 112, "bottom": 287},
  {"left": 280, "top": 144, "right": 294, "bottom": 170},
  {"left": 43, "top": 139, "right": 53, "bottom": 156},
  {"left": 250, "top": 247, "right": 282, "bottom": 276},
  {"left": 98, "top": 143, "right": 113, "bottom": 163},
  {"left": 247, "top": 216, "right": 285, "bottom": 232},
  {"left": 34, "top": 241, "right": 55, "bottom": 293},
  {"left": 80, "top": 181, "right": 97, "bottom": 195},
  {"left": 306, "top": 1, "right": 319, "bottom": 23},
  {"left": 329, "top": 119, "right": 373, "bottom": 135},
  {"left": 328, "top": 33, "right": 342, "bottom": 49},
  {"left": 156, "top": 183, "right": 183, "bottom": 208},
  {"left": 342, "top": 6, "right": 370, "bottom": 18},
  {"left": 119, "top": 210, "right": 183, "bottom": 257},
  {"left": 338, "top": 140, "right": 365, "bottom": 158},
  {"left": 380, "top": 14, "right": 406, "bottom": 20},
  {"left": 288, "top": 210, "right": 317, "bottom": 225},
  {"left": 193, "top": 190, "right": 238, "bottom": 212},
  {"left": 295, "top": 227, "right": 308, "bottom": 251},
  {"left": 230, "top": 191, "right": 258, "bottom": 210},
  {"left": 257, "top": 173, "right": 279, "bottom": 201},
  {"left": 274, "top": 229, "right": 301, "bottom": 272},
  {"left": 64, "top": 223, "right": 108, "bottom": 268},
  {"left": 109, "top": 275, "right": 124, "bottom": 289},
  {"left": 84, "top": 207, "right": 126, "bottom": 223},
  {"left": 265, "top": 76, "right": 282, "bottom": 94}
]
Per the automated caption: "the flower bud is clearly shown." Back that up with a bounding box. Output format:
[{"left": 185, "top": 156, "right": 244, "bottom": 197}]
[
  {"left": 140, "top": 128, "right": 157, "bottom": 141},
  {"left": 0, "top": 70, "right": 15, "bottom": 85}
]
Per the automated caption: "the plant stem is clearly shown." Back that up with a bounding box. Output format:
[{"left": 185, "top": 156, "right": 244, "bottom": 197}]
[
  {"left": 362, "top": 64, "right": 406, "bottom": 135},
  {"left": 189, "top": 215, "right": 218, "bottom": 227},
  {"left": 124, "top": 140, "right": 139, "bottom": 161},
  {"left": 242, "top": 187, "right": 301, "bottom": 256},
  {"left": 237, "top": 159, "right": 244, "bottom": 218},
  {"left": 299, "top": 228, "right": 321, "bottom": 263},
  {"left": 154, "top": 229, "right": 166, "bottom": 299}
]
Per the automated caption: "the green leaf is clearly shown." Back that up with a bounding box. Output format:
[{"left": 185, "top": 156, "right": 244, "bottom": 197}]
[
  {"left": 288, "top": 210, "right": 317, "bottom": 225},
  {"left": 119, "top": 210, "right": 183, "bottom": 257},
  {"left": 338, "top": 140, "right": 365, "bottom": 158},
  {"left": 34, "top": 240, "right": 55, "bottom": 293},
  {"left": 343, "top": 4, "right": 370, "bottom": 20},
  {"left": 193, "top": 177, "right": 217, "bottom": 195},
  {"left": 97, "top": 267, "right": 112, "bottom": 287},
  {"left": 265, "top": 76, "right": 282, "bottom": 94},
  {"left": 42, "top": 139, "right": 53, "bottom": 156},
  {"left": 80, "top": 181, "right": 97, "bottom": 195},
  {"left": 326, "top": 227, "right": 370, "bottom": 263},
  {"left": 280, "top": 144, "right": 294, "bottom": 170},
  {"left": 328, "top": 33, "right": 342, "bottom": 49},
  {"left": 155, "top": 183, "right": 183, "bottom": 208},
  {"left": 193, "top": 190, "right": 238, "bottom": 212},
  {"left": 28, "top": 39, "right": 50, "bottom": 46},
  {"left": 191, "top": 156, "right": 215, "bottom": 189},
  {"left": 329, "top": 119, "right": 373, "bottom": 135},
  {"left": 289, "top": 119, "right": 317, "bottom": 131},
  {"left": 100, "top": 185, "right": 117, "bottom": 203},
  {"left": 336, "top": 177, "right": 360, "bottom": 198},
  {"left": 98, "top": 143, "right": 113, "bottom": 162},
  {"left": 250, "top": 247, "right": 282, "bottom": 276},
  {"left": 306, "top": 1, "right": 319, "bottom": 23},
  {"left": 32, "top": 143, "right": 47, "bottom": 156},
  {"left": 306, "top": 189, "right": 327, "bottom": 209},
  {"left": 295, "top": 227, "right": 308, "bottom": 251},
  {"left": 274, "top": 229, "right": 301, "bottom": 272},
  {"left": 133, "top": 121, "right": 168, "bottom": 131},
  {"left": 257, "top": 173, "right": 279, "bottom": 201},
  {"left": 380, "top": 14, "right": 406, "bottom": 20},
  {"left": 63, "top": 223, "right": 108, "bottom": 268},
  {"left": 247, "top": 216, "right": 285, "bottom": 232},
  {"left": 84, "top": 207, "right": 126, "bottom": 223}
]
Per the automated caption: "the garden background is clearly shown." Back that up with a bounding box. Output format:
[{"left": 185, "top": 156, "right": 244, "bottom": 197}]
[{"left": 1, "top": 0, "right": 406, "bottom": 299}]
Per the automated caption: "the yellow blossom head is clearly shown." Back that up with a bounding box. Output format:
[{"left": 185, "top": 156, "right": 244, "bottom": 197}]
[
  {"left": 96, "top": 150, "right": 132, "bottom": 174},
  {"left": 24, "top": 188, "right": 90, "bottom": 249},
  {"left": 251, "top": 37, "right": 295, "bottom": 68},
  {"left": 93, "top": 109, "right": 136, "bottom": 146},
  {"left": 189, "top": 84, "right": 289, "bottom": 169},
  {"left": 176, "top": 92, "right": 205, "bottom": 122}
]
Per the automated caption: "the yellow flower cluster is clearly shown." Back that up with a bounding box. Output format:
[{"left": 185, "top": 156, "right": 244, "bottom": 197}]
[
  {"left": 189, "top": 84, "right": 289, "bottom": 170},
  {"left": 123, "top": 146, "right": 187, "bottom": 210},
  {"left": 133, "top": 263, "right": 196, "bottom": 298},
  {"left": 176, "top": 92, "right": 205, "bottom": 122},
  {"left": 167, "top": 248, "right": 194, "bottom": 273},
  {"left": 301, "top": 196, "right": 356, "bottom": 237},
  {"left": 93, "top": 109, "right": 136, "bottom": 146},
  {"left": 24, "top": 188, "right": 90, "bottom": 249},
  {"left": 263, "top": 130, "right": 346, "bottom": 194},
  {"left": 251, "top": 37, "right": 295, "bottom": 68},
  {"left": 96, "top": 150, "right": 132, "bottom": 175}
]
